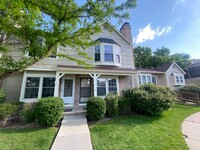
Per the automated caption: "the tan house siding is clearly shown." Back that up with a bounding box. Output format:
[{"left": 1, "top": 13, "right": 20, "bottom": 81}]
[
  {"left": 2, "top": 73, "right": 23, "bottom": 102},
  {"left": 156, "top": 74, "right": 167, "bottom": 86},
  {"left": 118, "top": 76, "right": 132, "bottom": 96},
  {"left": 74, "top": 75, "right": 80, "bottom": 106}
]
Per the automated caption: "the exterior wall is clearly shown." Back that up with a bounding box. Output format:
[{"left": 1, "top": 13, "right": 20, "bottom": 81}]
[
  {"left": 2, "top": 73, "right": 23, "bottom": 102},
  {"left": 118, "top": 76, "right": 133, "bottom": 96},
  {"left": 28, "top": 23, "right": 134, "bottom": 70},
  {"left": 166, "top": 64, "right": 185, "bottom": 90},
  {"left": 186, "top": 77, "right": 200, "bottom": 85},
  {"left": 155, "top": 74, "right": 167, "bottom": 86}
]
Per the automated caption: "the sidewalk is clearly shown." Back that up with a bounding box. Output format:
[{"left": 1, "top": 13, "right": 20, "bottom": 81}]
[
  {"left": 51, "top": 115, "right": 93, "bottom": 150},
  {"left": 182, "top": 112, "right": 200, "bottom": 150}
]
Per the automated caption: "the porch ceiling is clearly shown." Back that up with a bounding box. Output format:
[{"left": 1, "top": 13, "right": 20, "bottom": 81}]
[{"left": 56, "top": 65, "right": 138, "bottom": 76}]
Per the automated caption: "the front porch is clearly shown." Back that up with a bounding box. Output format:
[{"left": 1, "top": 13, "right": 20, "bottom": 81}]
[{"left": 54, "top": 65, "right": 138, "bottom": 106}]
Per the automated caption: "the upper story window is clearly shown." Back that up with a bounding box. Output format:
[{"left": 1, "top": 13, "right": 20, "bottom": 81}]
[
  {"left": 104, "top": 45, "right": 113, "bottom": 62},
  {"left": 94, "top": 38, "right": 121, "bottom": 66},
  {"left": 95, "top": 45, "right": 100, "bottom": 61}
]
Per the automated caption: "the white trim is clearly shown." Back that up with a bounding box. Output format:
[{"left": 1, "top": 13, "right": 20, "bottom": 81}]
[
  {"left": 61, "top": 77, "right": 75, "bottom": 104},
  {"left": 166, "top": 62, "right": 186, "bottom": 75},
  {"left": 25, "top": 68, "right": 55, "bottom": 71},
  {"left": 137, "top": 74, "right": 152, "bottom": 85},
  {"left": 20, "top": 73, "right": 56, "bottom": 102}
]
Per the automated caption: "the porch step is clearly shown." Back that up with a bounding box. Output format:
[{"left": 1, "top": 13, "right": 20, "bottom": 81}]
[{"left": 63, "top": 109, "right": 86, "bottom": 116}]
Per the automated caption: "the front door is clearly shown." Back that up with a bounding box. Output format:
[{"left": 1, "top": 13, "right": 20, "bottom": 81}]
[{"left": 62, "top": 78, "right": 74, "bottom": 104}]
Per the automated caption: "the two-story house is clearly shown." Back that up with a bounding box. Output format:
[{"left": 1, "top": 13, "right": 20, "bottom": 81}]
[{"left": 2, "top": 21, "right": 186, "bottom": 105}]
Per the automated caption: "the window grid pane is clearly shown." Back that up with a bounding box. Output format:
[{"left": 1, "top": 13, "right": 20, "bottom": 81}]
[
  {"left": 95, "top": 45, "right": 100, "bottom": 61},
  {"left": 104, "top": 45, "right": 113, "bottom": 62},
  {"left": 24, "top": 77, "right": 40, "bottom": 98},
  {"left": 147, "top": 76, "right": 151, "bottom": 83},
  {"left": 97, "top": 79, "right": 106, "bottom": 96},
  {"left": 42, "top": 77, "right": 55, "bottom": 98},
  {"left": 108, "top": 79, "right": 117, "bottom": 94}
]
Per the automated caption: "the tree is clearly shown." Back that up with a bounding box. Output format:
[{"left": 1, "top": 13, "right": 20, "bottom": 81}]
[
  {"left": 134, "top": 46, "right": 152, "bottom": 68},
  {"left": 134, "top": 46, "right": 191, "bottom": 70},
  {"left": 0, "top": 0, "right": 137, "bottom": 87}
]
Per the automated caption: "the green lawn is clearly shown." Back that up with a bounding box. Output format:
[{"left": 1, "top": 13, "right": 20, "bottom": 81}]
[
  {"left": 0, "top": 127, "right": 57, "bottom": 150},
  {"left": 90, "top": 103, "right": 200, "bottom": 150}
]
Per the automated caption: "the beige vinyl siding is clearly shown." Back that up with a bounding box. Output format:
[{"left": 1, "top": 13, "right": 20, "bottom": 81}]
[
  {"left": 2, "top": 73, "right": 23, "bottom": 102},
  {"left": 28, "top": 24, "right": 134, "bottom": 70}
]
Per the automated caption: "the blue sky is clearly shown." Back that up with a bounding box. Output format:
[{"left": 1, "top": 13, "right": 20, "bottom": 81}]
[{"left": 113, "top": 0, "right": 200, "bottom": 59}]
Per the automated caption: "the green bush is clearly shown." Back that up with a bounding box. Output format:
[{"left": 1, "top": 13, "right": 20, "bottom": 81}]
[
  {"left": 122, "top": 88, "right": 135, "bottom": 98},
  {"left": 22, "top": 103, "right": 36, "bottom": 123},
  {"left": 128, "top": 84, "right": 175, "bottom": 116},
  {"left": 118, "top": 97, "right": 130, "bottom": 115},
  {"left": 179, "top": 84, "right": 200, "bottom": 95},
  {"left": 35, "top": 97, "right": 64, "bottom": 126},
  {"left": 0, "top": 89, "right": 6, "bottom": 104},
  {"left": 0, "top": 103, "right": 18, "bottom": 120},
  {"left": 86, "top": 97, "right": 106, "bottom": 120},
  {"left": 105, "top": 94, "right": 118, "bottom": 117}
]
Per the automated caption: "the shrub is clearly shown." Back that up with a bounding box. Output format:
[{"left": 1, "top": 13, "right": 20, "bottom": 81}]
[
  {"left": 179, "top": 84, "right": 200, "bottom": 95},
  {"left": 129, "top": 84, "right": 175, "bottom": 116},
  {"left": 86, "top": 97, "right": 106, "bottom": 120},
  {"left": 118, "top": 97, "right": 130, "bottom": 115},
  {"left": 122, "top": 88, "right": 135, "bottom": 98},
  {"left": 0, "top": 89, "right": 6, "bottom": 104},
  {"left": 35, "top": 97, "right": 64, "bottom": 126},
  {"left": 22, "top": 103, "right": 36, "bottom": 123},
  {"left": 0, "top": 103, "right": 18, "bottom": 120},
  {"left": 105, "top": 94, "right": 119, "bottom": 117}
]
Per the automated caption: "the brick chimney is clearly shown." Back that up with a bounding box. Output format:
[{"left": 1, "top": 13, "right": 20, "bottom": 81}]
[{"left": 120, "top": 22, "right": 132, "bottom": 43}]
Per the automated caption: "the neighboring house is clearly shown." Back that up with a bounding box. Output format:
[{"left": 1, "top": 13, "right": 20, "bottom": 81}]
[
  {"left": 2, "top": 21, "right": 186, "bottom": 106},
  {"left": 136, "top": 62, "right": 186, "bottom": 90},
  {"left": 185, "top": 60, "right": 200, "bottom": 84}
]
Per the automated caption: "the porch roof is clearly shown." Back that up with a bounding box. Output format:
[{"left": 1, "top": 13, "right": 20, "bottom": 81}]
[{"left": 56, "top": 65, "right": 138, "bottom": 76}]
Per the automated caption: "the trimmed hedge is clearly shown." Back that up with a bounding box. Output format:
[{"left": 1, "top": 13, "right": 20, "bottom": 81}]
[
  {"left": 35, "top": 97, "right": 64, "bottom": 126},
  {"left": 0, "top": 89, "right": 6, "bottom": 104},
  {"left": 105, "top": 94, "right": 119, "bottom": 117},
  {"left": 118, "top": 97, "right": 130, "bottom": 115},
  {"left": 86, "top": 97, "right": 106, "bottom": 120},
  {"left": 124, "top": 84, "right": 175, "bottom": 116},
  {"left": 179, "top": 84, "right": 200, "bottom": 95}
]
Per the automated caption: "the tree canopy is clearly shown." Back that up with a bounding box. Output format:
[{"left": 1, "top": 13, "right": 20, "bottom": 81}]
[
  {"left": 134, "top": 46, "right": 191, "bottom": 70},
  {"left": 0, "top": 0, "right": 137, "bottom": 86}
]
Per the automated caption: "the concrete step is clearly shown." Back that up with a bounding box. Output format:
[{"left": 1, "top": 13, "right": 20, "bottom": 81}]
[{"left": 63, "top": 109, "right": 86, "bottom": 116}]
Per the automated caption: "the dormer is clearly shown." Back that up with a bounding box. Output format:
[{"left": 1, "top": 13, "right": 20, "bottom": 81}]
[{"left": 94, "top": 38, "right": 121, "bottom": 67}]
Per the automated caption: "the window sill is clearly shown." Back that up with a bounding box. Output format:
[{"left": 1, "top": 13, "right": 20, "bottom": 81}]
[
  {"left": 95, "top": 61, "right": 121, "bottom": 67},
  {"left": 173, "top": 83, "right": 185, "bottom": 86}
]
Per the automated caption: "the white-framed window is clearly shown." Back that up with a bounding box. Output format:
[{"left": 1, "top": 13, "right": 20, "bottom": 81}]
[
  {"left": 21, "top": 74, "right": 55, "bottom": 101},
  {"left": 138, "top": 74, "right": 157, "bottom": 85},
  {"left": 174, "top": 74, "right": 185, "bottom": 85},
  {"left": 104, "top": 45, "right": 113, "bottom": 62},
  {"left": 94, "top": 43, "right": 121, "bottom": 65},
  {"left": 95, "top": 45, "right": 100, "bottom": 61},
  {"left": 97, "top": 77, "right": 118, "bottom": 97}
]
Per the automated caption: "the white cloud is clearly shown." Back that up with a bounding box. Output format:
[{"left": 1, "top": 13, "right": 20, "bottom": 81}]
[
  {"left": 172, "top": 0, "right": 185, "bottom": 11},
  {"left": 134, "top": 24, "right": 171, "bottom": 44}
]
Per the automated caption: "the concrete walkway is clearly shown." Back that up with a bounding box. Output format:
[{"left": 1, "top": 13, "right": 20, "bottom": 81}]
[
  {"left": 182, "top": 112, "right": 200, "bottom": 150},
  {"left": 51, "top": 115, "right": 93, "bottom": 150}
]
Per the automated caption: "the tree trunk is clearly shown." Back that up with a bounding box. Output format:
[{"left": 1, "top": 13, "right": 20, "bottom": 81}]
[{"left": 0, "top": 78, "right": 3, "bottom": 89}]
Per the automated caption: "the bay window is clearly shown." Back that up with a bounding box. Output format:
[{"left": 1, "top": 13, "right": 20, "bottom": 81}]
[
  {"left": 95, "top": 45, "right": 100, "bottom": 61},
  {"left": 104, "top": 45, "right": 113, "bottom": 62}
]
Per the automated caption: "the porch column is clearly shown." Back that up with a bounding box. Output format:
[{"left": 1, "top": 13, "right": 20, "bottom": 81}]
[
  {"left": 89, "top": 74, "right": 101, "bottom": 97},
  {"left": 54, "top": 72, "right": 60, "bottom": 97},
  {"left": 54, "top": 72, "right": 66, "bottom": 97}
]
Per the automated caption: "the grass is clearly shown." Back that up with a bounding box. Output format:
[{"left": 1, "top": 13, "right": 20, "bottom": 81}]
[
  {"left": 0, "top": 127, "right": 57, "bottom": 150},
  {"left": 90, "top": 103, "right": 200, "bottom": 150}
]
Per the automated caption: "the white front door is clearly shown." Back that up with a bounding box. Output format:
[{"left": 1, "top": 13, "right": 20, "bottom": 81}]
[{"left": 62, "top": 78, "right": 74, "bottom": 105}]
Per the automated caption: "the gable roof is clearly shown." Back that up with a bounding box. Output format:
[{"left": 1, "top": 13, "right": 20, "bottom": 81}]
[
  {"left": 99, "top": 21, "right": 133, "bottom": 46},
  {"left": 153, "top": 62, "right": 174, "bottom": 72},
  {"left": 154, "top": 62, "right": 186, "bottom": 74}
]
